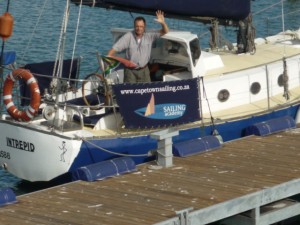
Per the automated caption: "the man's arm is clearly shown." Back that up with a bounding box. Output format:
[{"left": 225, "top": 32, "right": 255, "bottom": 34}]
[
  {"left": 107, "top": 48, "right": 116, "bottom": 56},
  {"left": 155, "top": 10, "right": 169, "bottom": 36}
]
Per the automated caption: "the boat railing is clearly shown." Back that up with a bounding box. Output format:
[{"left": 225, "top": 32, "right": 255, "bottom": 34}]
[{"left": 3, "top": 70, "right": 118, "bottom": 130}]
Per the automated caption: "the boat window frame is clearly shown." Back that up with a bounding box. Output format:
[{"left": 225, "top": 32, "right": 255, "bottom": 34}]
[{"left": 189, "top": 38, "right": 201, "bottom": 66}]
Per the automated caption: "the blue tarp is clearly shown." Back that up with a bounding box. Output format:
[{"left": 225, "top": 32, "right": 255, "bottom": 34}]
[{"left": 2, "top": 51, "right": 16, "bottom": 65}]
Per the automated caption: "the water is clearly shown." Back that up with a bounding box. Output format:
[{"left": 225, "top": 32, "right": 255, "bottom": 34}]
[{"left": 0, "top": 0, "right": 299, "bottom": 195}]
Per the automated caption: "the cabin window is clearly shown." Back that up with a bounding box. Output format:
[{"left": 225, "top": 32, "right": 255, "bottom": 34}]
[
  {"left": 152, "top": 38, "right": 164, "bottom": 49},
  {"left": 114, "top": 34, "right": 123, "bottom": 44},
  {"left": 277, "top": 74, "right": 284, "bottom": 87},
  {"left": 189, "top": 38, "right": 201, "bottom": 66},
  {"left": 250, "top": 82, "right": 261, "bottom": 95},
  {"left": 217, "top": 89, "right": 230, "bottom": 102},
  {"left": 165, "top": 40, "right": 188, "bottom": 57},
  {"left": 167, "top": 40, "right": 180, "bottom": 54},
  {"left": 150, "top": 39, "right": 190, "bottom": 69}
]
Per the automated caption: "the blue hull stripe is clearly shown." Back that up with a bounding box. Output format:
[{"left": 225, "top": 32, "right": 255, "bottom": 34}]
[{"left": 70, "top": 105, "right": 299, "bottom": 173}]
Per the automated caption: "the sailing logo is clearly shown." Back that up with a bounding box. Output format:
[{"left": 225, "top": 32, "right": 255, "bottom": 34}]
[{"left": 135, "top": 93, "right": 186, "bottom": 119}]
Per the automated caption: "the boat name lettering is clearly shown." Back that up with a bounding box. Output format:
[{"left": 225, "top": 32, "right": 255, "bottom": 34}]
[
  {"left": 6, "top": 137, "right": 35, "bottom": 152},
  {"left": 0, "top": 150, "right": 10, "bottom": 159}
]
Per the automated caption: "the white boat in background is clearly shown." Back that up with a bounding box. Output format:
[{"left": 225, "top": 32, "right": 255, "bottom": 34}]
[{"left": 0, "top": 0, "right": 299, "bottom": 182}]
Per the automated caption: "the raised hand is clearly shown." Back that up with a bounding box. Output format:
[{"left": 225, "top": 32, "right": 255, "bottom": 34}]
[{"left": 154, "top": 10, "right": 165, "bottom": 24}]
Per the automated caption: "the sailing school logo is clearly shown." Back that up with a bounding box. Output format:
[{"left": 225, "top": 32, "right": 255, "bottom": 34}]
[{"left": 134, "top": 93, "right": 186, "bottom": 119}]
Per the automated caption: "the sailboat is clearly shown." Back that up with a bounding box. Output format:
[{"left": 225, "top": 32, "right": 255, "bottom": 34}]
[{"left": 0, "top": 0, "right": 299, "bottom": 182}]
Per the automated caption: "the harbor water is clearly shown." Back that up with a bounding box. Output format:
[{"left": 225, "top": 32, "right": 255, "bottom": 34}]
[{"left": 0, "top": 0, "right": 299, "bottom": 196}]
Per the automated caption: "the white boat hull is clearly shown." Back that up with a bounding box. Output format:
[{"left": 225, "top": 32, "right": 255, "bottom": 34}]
[{"left": 0, "top": 121, "right": 81, "bottom": 181}]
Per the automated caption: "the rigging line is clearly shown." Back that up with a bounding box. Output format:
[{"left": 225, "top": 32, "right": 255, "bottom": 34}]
[
  {"left": 198, "top": 30, "right": 210, "bottom": 39},
  {"left": 281, "top": 0, "right": 287, "bottom": 57},
  {"left": 59, "top": 1, "right": 71, "bottom": 77},
  {"left": 51, "top": 0, "right": 70, "bottom": 104},
  {"left": 20, "top": 0, "right": 49, "bottom": 64},
  {"left": 129, "top": 12, "right": 134, "bottom": 19},
  {"left": 52, "top": 6, "right": 67, "bottom": 79},
  {"left": 281, "top": 0, "right": 285, "bottom": 33},
  {"left": 53, "top": 0, "right": 70, "bottom": 79},
  {"left": 197, "top": 77, "right": 203, "bottom": 126},
  {"left": 269, "top": 8, "right": 300, "bottom": 20},
  {"left": 0, "top": 0, "right": 11, "bottom": 115},
  {"left": 253, "top": 0, "right": 287, "bottom": 16},
  {"left": 81, "top": 138, "right": 151, "bottom": 157},
  {"left": 68, "top": 0, "right": 82, "bottom": 80},
  {"left": 201, "top": 77, "right": 217, "bottom": 132},
  {"left": 6, "top": 0, "right": 10, "bottom": 12}
]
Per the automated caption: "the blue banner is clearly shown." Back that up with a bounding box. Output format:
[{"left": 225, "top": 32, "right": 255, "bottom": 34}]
[{"left": 112, "top": 78, "right": 201, "bottom": 128}]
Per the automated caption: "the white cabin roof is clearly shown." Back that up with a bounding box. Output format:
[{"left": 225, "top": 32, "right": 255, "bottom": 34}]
[
  {"left": 111, "top": 28, "right": 197, "bottom": 43},
  {"left": 161, "top": 31, "right": 197, "bottom": 43}
]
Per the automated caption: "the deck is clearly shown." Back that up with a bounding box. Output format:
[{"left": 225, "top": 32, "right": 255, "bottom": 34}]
[
  {"left": 1, "top": 128, "right": 300, "bottom": 224},
  {"left": 84, "top": 35, "right": 300, "bottom": 138},
  {"left": 206, "top": 38, "right": 300, "bottom": 77}
]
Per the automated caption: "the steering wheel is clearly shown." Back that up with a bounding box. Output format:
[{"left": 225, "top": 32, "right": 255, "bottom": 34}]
[{"left": 81, "top": 73, "right": 111, "bottom": 110}]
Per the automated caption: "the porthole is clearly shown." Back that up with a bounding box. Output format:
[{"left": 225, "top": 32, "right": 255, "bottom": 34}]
[
  {"left": 217, "top": 89, "right": 230, "bottom": 102},
  {"left": 278, "top": 74, "right": 284, "bottom": 87},
  {"left": 250, "top": 82, "right": 261, "bottom": 95}
]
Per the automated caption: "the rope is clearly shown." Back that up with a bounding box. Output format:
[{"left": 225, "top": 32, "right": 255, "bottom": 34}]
[
  {"left": 51, "top": 0, "right": 70, "bottom": 92},
  {"left": 281, "top": 0, "right": 285, "bottom": 34},
  {"left": 20, "top": 0, "right": 49, "bottom": 64},
  {"left": 246, "top": 13, "right": 256, "bottom": 55},
  {"left": 209, "top": 20, "right": 219, "bottom": 49},
  {"left": 68, "top": 0, "right": 82, "bottom": 80},
  {"left": 253, "top": 0, "right": 290, "bottom": 16},
  {"left": 52, "top": 7, "right": 66, "bottom": 79},
  {"left": 200, "top": 77, "right": 217, "bottom": 133},
  {"left": 0, "top": 0, "right": 12, "bottom": 114},
  {"left": 6, "top": 0, "right": 10, "bottom": 11},
  {"left": 82, "top": 138, "right": 151, "bottom": 157},
  {"left": 282, "top": 57, "right": 290, "bottom": 100}
]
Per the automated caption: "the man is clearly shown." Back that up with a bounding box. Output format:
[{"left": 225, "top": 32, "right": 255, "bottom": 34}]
[{"left": 108, "top": 10, "right": 169, "bottom": 83}]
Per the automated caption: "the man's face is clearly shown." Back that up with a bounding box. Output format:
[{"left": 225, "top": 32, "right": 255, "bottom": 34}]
[{"left": 134, "top": 20, "right": 145, "bottom": 37}]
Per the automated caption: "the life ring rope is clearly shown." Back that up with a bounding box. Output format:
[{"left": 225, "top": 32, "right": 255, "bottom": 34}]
[{"left": 3, "top": 68, "right": 41, "bottom": 121}]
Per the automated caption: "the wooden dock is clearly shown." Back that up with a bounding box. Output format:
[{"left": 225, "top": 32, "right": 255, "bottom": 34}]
[{"left": 1, "top": 129, "right": 300, "bottom": 225}]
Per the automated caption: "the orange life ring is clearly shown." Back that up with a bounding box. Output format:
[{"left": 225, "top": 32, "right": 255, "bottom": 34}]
[{"left": 3, "top": 68, "right": 41, "bottom": 121}]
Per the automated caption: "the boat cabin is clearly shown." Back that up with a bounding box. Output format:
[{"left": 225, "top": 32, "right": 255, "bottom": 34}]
[{"left": 107, "top": 28, "right": 224, "bottom": 83}]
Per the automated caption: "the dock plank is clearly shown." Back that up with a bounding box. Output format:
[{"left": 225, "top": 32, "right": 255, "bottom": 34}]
[{"left": 1, "top": 130, "right": 300, "bottom": 224}]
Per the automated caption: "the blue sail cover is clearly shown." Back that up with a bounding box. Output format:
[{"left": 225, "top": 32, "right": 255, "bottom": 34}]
[{"left": 72, "top": 0, "right": 251, "bottom": 21}]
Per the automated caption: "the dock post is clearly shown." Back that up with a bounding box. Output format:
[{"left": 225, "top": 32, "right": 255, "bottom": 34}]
[{"left": 150, "top": 129, "right": 179, "bottom": 168}]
